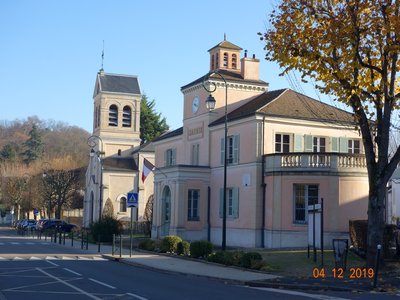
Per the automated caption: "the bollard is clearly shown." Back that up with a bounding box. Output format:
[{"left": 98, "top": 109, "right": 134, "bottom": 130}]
[
  {"left": 63, "top": 232, "right": 66, "bottom": 245},
  {"left": 112, "top": 234, "right": 115, "bottom": 256},
  {"left": 71, "top": 232, "right": 74, "bottom": 247},
  {"left": 86, "top": 231, "right": 89, "bottom": 250},
  {"left": 81, "top": 231, "right": 84, "bottom": 250},
  {"left": 119, "top": 235, "right": 122, "bottom": 258},
  {"left": 98, "top": 234, "right": 101, "bottom": 253},
  {"left": 59, "top": 231, "right": 62, "bottom": 244},
  {"left": 373, "top": 244, "right": 382, "bottom": 288}
]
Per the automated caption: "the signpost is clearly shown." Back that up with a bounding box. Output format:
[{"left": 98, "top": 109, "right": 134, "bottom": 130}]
[{"left": 127, "top": 192, "right": 138, "bottom": 257}]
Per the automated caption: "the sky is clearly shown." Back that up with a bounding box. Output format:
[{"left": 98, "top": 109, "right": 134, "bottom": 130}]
[{"left": 0, "top": 0, "right": 337, "bottom": 133}]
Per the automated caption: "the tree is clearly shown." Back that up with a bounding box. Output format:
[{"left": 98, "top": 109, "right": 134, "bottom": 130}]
[
  {"left": 260, "top": 0, "right": 399, "bottom": 266},
  {"left": 140, "top": 95, "right": 169, "bottom": 144},
  {"left": 23, "top": 124, "right": 43, "bottom": 164}
]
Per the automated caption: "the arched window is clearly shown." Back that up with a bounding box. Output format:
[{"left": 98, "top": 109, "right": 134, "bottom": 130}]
[
  {"left": 109, "top": 105, "right": 118, "bottom": 126},
  {"left": 120, "top": 196, "right": 127, "bottom": 212},
  {"left": 216, "top": 53, "right": 219, "bottom": 68},
  {"left": 211, "top": 55, "right": 215, "bottom": 70},
  {"left": 97, "top": 106, "right": 101, "bottom": 127},
  {"left": 94, "top": 107, "right": 98, "bottom": 129},
  {"left": 232, "top": 54, "right": 237, "bottom": 69},
  {"left": 122, "top": 106, "right": 131, "bottom": 127},
  {"left": 223, "top": 52, "right": 228, "bottom": 67}
]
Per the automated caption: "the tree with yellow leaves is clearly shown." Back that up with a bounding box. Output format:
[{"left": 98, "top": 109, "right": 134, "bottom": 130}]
[{"left": 261, "top": 0, "right": 399, "bottom": 266}]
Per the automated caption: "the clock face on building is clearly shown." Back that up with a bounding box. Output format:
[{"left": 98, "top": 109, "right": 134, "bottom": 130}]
[{"left": 192, "top": 96, "right": 200, "bottom": 114}]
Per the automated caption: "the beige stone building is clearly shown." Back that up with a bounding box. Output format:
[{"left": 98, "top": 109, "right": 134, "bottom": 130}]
[{"left": 83, "top": 70, "right": 154, "bottom": 227}]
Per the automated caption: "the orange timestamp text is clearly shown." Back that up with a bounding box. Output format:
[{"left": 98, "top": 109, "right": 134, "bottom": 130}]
[{"left": 312, "top": 267, "right": 374, "bottom": 279}]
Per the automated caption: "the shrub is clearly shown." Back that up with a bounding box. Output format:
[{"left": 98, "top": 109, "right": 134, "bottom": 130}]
[
  {"left": 190, "top": 240, "right": 213, "bottom": 258},
  {"left": 160, "top": 235, "right": 182, "bottom": 253},
  {"left": 90, "top": 216, "right": 122, "bottom": 243},
  {"left": 177, "top": 241, "right": 190, "bottom": 256},
  {"left": 138, "top": 239, "right": 156, "bottom": 251},
  {"left": 240, "top": 252, "right": 263, "bottom": 268}
]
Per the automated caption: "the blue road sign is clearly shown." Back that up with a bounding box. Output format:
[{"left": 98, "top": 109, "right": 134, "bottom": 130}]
[{"left": 127, "top": 192, "right": 138, "bottom": 208}]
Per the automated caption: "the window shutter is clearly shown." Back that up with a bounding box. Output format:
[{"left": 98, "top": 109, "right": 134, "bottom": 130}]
[
  {"left": 172, "top": 149, "right": 176, "bottom": 165},
  {"left": 339, "top": 137, "right": 348, "bottom": 153},
  {"left": 331, "top": 137, "right": 339, "bottom": 152},
  {"left": 233, "top": 135, "right": 240, "bottom": 164},
  {"left": 164, "top": 150, "right": 167, "bottom": 167},
  {"left": 232, "top": 187, "right": 239, "bottom": 218},
  {"left": 219, "top": 188, "right": 224, "bottom": 218},
  {"left": 304, "top": 135, "right": 313, "bottom": 152},
  {"left": 294, "top": 134, "right": 303, "bottom": 152},
  {"left": 220, "top": 138, "right": 225, "bottom": 165}
]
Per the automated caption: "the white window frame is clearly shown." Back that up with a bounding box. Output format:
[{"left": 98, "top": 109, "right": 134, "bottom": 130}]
[
  {"left": 191, "top": 144, "right": 199, "bottom": 165},
  {"left": 275, "top": 133, "right": 291, "bottom": 153},
  {"left": 348, "top": 139, "right": 361, "bottom": 154},
  {"left": 293, "top": 184, "right": 319, "bottom": 224}
]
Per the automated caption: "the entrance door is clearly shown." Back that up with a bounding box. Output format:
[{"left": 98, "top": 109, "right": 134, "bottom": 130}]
[{"left": 161, "top": 186, "right": 171, "bottom": 236}]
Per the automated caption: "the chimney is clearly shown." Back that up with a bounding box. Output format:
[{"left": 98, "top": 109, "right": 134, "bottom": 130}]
[{"left": 241, "top": 53, "right": 260, "bottom": 81}]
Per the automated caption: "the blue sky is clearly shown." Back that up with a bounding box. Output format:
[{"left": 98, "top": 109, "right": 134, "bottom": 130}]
[{"left": 0, "top": 0, "right": 337, "bottom": 133}]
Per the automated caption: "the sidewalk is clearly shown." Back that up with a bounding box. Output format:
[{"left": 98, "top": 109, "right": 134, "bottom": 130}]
[{"left": 19, "top": 232, "right": 400, "bottom": 293}]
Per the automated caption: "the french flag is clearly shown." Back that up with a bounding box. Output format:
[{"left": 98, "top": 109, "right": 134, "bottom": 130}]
[{"left": 142, "top": 158, "right": 155, "bottom": 183}]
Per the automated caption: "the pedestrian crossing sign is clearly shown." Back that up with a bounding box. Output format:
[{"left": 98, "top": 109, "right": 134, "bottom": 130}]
[{"left": 127, "top": 192, "right": 138, "bottom": 208}]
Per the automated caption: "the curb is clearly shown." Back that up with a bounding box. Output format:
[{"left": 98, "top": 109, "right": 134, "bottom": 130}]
[{"left": 245, "top": 280, "right": 363, "bottom": 292}]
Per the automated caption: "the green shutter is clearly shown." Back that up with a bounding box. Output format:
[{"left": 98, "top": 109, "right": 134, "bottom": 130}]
[
  {"left": 339, "top": 137, "right": 348, "bottom": 153},
  {"left": 219, "top": 188, "right": 224, "bottom": 218},
  {"left": 220, "top": 138, "right": 225, "bottom": 165},
  {"left": 232, "top": 187, "right": 239, "bottom": 219},
  {"left": 233, "top": 135, "right": 240, "bottom": 164},
  {"left": 331, "top": 137, "right": 339, "bottom": 152},
  {"left": 294, "top": 134, "right": 303, "bottom": 152},
  {"left": 304, "top": 135, "right": 313, "bottom": 152}
]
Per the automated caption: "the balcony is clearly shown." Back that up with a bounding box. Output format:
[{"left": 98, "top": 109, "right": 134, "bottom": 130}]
[{"left": 265, "top": 152, "right": 368, "bottom": 175}]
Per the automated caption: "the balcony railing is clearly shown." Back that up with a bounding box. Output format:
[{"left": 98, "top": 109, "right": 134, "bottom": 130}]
[{"left": 265, "top": 152, "right": 367, "bottom": 174}]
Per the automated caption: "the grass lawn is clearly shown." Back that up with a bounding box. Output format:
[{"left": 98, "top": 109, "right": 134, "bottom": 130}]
[{"left": 257, "top": 249, "right": 366, "bottom": 278}]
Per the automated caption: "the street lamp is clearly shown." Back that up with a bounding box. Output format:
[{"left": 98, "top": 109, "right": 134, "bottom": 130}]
[
  {"left": 88, "top": 135, "right": 104, "bottom": 221},
  {"left": 202, "top": 70, "right": 228, "bottom": 250},
  {"left": 42, "top": 162, "right": 51, "bottom": 220},
  {"left": 23, "top": 173, "right": 32, "bottom": 220}
]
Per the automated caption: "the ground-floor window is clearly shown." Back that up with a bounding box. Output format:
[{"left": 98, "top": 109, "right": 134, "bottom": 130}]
[
  {"left": 188, "top": 189, "right": 200, "bottom": 221},
  {"left": 293, "top": 184, "right": 318, "bottom": 223},
  {"left": 219, "top": 187, "right": 239, "bottom": 218},
  {"left": 119, "top": 196, "right": 127, "bottom": 213}
]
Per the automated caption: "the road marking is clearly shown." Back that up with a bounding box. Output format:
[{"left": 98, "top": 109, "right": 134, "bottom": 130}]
[
  {"left": 13, "top": 257, "right": 24, "bottom": 260},
  {"left": 36, "top": 268, "right": 101, "bottom": 300},
  {"left": 29, "top": 257, "right": 41, "bottom": 260},
  {"left": 62, "top": 256, "right": 75, "bottom": 260},
  {"left": 45, "top": 260, "right": 59, "bottom": 267},
  {"left": 89, "top": 278, "right": 116, "bottom": 289},
  {"left": 251, "top": 287, "right": 350, "bottom": 300},
  {"left": 45, "top": 256, "right": 58, "bottom": 260},
  {"left": 11, "top": 242, "right": 20, "bottom": 245},
  {"left": 63, "top": 268, "right": 82, "bottom": 276},
  {"left": 126, "top": 292, "right": 149, "bottom": 300}
]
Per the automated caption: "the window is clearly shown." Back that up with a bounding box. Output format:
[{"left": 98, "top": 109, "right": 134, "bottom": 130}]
[
  {"left": 232, "top": 54, "right": 237, "bottom": 69},
  {"left": 188, "top": 189, "right": 200, "bottom": 221},
  {"left": 97, "top": 106, "right": 101, "bottom": 127},
  {"left": 109, "top": 105, "right": 118, "bottom": 126},
  {"left": 219, "top": 187, "right": 239, "bottom": 218},
  {"left": 221, "top": 135, "right": 240, "bottom": 165},
  {"left": 191, "top": 144, "right": 199, "bottom": 165},
  {"left": 216, "top": 53, "right": 219, "bottom": 68},
  {"left": 223, "top": 52, "right": 228, "bottom": 67},
  {"left": 94, "top": 107, "right": 98, "bottom": 129},
  {"left": 313, "top": 137, "right": 326, "bottom": 153},
  {"left": 165, "top": 148, "right": 176, "bottom": 167},
  {"left": 348, "top": 139, "right": 361, "bottom": 154},
  {"left": 275, "top": 134, "right": 290, "bottom": 153},
  {"left": 120, "top": 196, "right": 127, "bottom": 212},
  {"left": 122, "top": 106, "right": 131, "bottom": 127},
  {"left": 293, "top": 184, "right": 318, "bottom": 223},
  {"left": 211, "top": 55, "right": 215, "bottom": 70}
]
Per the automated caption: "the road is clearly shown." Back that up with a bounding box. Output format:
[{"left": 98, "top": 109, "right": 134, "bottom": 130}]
[{"left": 0, "top": 227, "right": 399, "bottom": 300}]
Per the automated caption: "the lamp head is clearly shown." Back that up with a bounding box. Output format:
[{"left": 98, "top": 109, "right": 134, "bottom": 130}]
[
  {"left": 205, "top": 94, "right": 216, "bottom": 111},
  {"left": 90, "top": 148, "right": 95, "bottom": 157}
]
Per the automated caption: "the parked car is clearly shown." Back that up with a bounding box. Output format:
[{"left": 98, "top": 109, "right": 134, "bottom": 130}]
[
  {"left": 24, "top": 220, "right": 37, "bottom": 231},
  {"left": 37, "top": 219, "right": 62, "bottom": 232},
  {"left": 55, "top": 221, "right": 77, "bottom": 233}
]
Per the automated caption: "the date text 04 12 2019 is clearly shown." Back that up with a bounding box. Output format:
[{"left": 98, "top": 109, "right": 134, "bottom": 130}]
[{"left": 312, "top": 267, "right": 374, "bottom": 279}]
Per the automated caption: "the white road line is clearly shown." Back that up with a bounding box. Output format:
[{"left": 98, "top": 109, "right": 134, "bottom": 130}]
[
  {"left": 63, "top": 268, "right": 82, "bottom": 276},
  {"left": 89, "top": 278, "right": 116, "bottom": 289},
  {"left": 45, "top": 260, "right": 59, "bottom": 267},
  {"left": 251, "top": 287, "right": 350, "bottom": 300},
  {"left": 126, "top": 292, "right": 149, "bottom": 300},
  {"left": 29, "top": 257, "right": 41, "bottom": 260},
  {"left": 36, "top": 268, "right": 101, "bottom": 300}
]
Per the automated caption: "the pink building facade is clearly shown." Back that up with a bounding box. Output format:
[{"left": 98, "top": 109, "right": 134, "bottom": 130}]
[{"left": 152, "top": 39, "right": 369, "bottom": 248}]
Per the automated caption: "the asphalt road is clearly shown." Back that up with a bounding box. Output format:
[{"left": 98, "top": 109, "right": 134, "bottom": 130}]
[{"left": 0, "top": 227, "right": 399, "bottom": 300}]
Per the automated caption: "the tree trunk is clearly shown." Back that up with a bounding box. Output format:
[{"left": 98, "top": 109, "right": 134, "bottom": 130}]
[
  {"left": 366, "top": 181, "right": 386, "bottom": 267},
  {"left": 55, "top": 206, "right": 62, "bottom": 220}
]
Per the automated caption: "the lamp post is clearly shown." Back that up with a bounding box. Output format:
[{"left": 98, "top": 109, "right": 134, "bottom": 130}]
[
  {"left": 23, "top": 173, "right": 32, "bottom": 219},
  {"left": 202, "top": 70, "right": 227, "bottom": 250},
  {"left": 88, "top": 135, "right": 104, "bottom": 221},
  {"left": 42, "top": 162, "right": 51, "bottom": 220}
]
